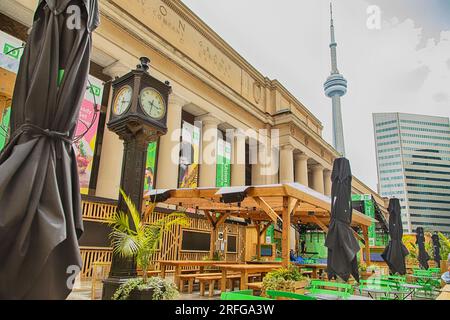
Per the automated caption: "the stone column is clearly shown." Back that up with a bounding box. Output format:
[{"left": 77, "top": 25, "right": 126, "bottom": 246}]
[
  {"left": 294, "top": 153, "right": 309, "bottom": 186},
  {"left": 156, "top": 95, "right": 185, "bottom": 189},
  {"left": 279, "top": 144, "right": 294, "bottom": 184},
  {"left": 95, "top": 62, "right": 129, "bottom": 199},
  {"left": 311, "top": 164, "right": 325, "bottom": 194},
  {"left": 231, "top": 130, "right": 246, "bottom": 187},
  {"left": 198, "top": 114, "right": 221, "bottom": 187},
  {"left": 323, "top": 169, "right": 332, "bottom": 196}
]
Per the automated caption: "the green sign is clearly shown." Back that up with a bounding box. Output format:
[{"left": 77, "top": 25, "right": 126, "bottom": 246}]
[
  {"left": 143, "top": 142, "right": 158, "bottom": 193},
  {"left": 215, "top": 138, "right": 231, "bottom": 187},
  {"left": 266, "top": 224, "right": 274, "bottom": 244},
  {"left": 0, "top": 107, "right": 11, "bottom": 152},
  {"left": 3, "top": 43, "right": 20, "bottom": 59},
  {"left": 352, "top": 194, "right": 376, "bottom": 246}
]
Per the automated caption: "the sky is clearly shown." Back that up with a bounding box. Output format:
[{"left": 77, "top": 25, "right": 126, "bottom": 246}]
[{"left": 181, "top": 0, "right": 450, "bottom": 191}]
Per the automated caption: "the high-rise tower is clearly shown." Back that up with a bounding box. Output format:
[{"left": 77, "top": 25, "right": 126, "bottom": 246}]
[{"left": 324, "top": 2, "right": 347, "bottom": 156}]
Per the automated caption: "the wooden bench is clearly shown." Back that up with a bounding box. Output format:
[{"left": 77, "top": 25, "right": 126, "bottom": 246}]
[
  {"left": 179, "top": 272, "right": 223, "bottom": 294},
  {"left": 247, "top": 282, "right": 263, "bottom": 290},
  {"left": 198, "top": 273, "right": 261, "bottom": 297}
]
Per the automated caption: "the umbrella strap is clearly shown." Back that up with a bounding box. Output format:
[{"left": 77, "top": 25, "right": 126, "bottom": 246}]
[{"left": 14, "top": 123, "right": 73, "bottom": 158}]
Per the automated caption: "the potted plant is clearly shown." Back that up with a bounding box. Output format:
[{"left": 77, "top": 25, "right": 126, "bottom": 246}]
[
  {"left": 358, "top": 263, "right": 373, "bottom": 280},
  {"left": 262, "top": 266, "right": 309, "bottom": 296},
  {"left": 108, "top": 190, "right": 189, "bottom": 300}
]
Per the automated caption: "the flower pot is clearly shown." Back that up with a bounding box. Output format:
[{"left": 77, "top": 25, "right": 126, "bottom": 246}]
[
  {"left": 360, "top": 271, "right": 373, "bottom": 280},
  {"left": 127, "top": 287, "right": 156, "bottom": 300}
]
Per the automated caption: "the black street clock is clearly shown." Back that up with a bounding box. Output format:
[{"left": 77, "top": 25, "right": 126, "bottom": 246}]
[
  {"left": 103, "top": 57, "right": 172, "bottom": 300},
  {"left": 108, "top": 57, "right": 171, "bottom": 140}
]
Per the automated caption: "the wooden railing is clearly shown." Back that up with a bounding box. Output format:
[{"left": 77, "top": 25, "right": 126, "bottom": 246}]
[
  {"left": 80, "top": 246, "right": 113, "bottom": 279},
  {"left": 81, "top": 196, "right": 117, "bottom": 222}
]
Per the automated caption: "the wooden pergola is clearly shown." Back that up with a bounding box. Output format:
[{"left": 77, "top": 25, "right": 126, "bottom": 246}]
[{"left": 145, "top": 183, "right": 377, "bottom": 267}]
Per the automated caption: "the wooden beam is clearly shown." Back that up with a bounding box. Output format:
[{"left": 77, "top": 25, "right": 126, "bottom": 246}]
[
  {"left": 352, "top": 229, "right": 365, "bottom": 243},
  {"left": 260, "top": 222, "right": 272, "bottom": 237},
  {"left": 311, "top": 216, "right": 329, "bottom": 233},
  {"left": 215, "top": 212, "right": 230, "bottom": 228},
  {"left": 256, "top": 222, "right": 261, "bottom": 259},
  {"left": 281, "top": 197, "right": 290, "bottom": 268},
  {"left": 253, "top": 197, "right": 282, "bottom": 223},
  {"left": 288, "top": 197, "right": 299, "bottom": 216},
  {"left": 204, "top": 211, "right": 217, "bottom": 229}
]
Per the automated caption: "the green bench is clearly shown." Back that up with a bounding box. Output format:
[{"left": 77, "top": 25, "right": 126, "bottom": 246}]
[
  {"left": 266, "top": 290, "right": 316, "bottom": 300},
  {"left": 307, "top": 280, "right": 352, "bottom": 299},
  {"left": 221, "top": 290, "right": 272, "bottom": 301}
]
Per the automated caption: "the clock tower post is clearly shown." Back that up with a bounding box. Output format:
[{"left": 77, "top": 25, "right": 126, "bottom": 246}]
[{"left": 102, "top": 57, "right": 172, "bottom": 299}]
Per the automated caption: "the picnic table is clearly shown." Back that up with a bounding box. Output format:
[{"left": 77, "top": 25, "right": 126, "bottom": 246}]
[
  {"left": 214, "top": 264, "right": 281, "bottom": 292},
  {"left": 159, "top": 260, "right": 238, "bottom": 288},
  {"left": 294, "top": 263, "right": 327, "bottom": 278}
]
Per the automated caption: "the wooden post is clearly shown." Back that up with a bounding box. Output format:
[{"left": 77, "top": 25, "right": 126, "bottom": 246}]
[
  {"left": 210, "top": 227, "right": 217, "bottom": 259},
  {"left": 256, "top": 222, "right": 261, "bottom": 259},
  {"left": 362, "top": 226, "right": 371, "bottom": 264},
  {"left": 282, "top": 197, "right": 290, "bottom": 268}
]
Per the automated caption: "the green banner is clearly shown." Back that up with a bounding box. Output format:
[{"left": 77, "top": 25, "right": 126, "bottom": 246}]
[
  {"left": 216, "top": 138, "right": 231, "bottom": 187},
  {"left": 352, "top": 194, "right": 376, "bottom": 246},
  {"left": 143, "top": 141, "right": 158, "bottom": 193},
  {"left": 0, "top": 107, "right": 11, "bottom": 152},
  {"left": 266, "top": 224, "right": 275, "bottom": 244}
]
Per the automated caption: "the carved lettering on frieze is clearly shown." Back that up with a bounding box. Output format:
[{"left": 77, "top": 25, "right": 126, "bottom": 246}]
[{"left": 253, "top": 82, "right": 262, "bottom": 104}]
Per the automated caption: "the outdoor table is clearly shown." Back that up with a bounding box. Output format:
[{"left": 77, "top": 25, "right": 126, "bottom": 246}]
[
  {"left": 214, "top": 264, "right": 281, "bottom": 292},
  {"left": 294, "top": 263, "right": 327, "bottom": 278},
  {"left": 358, "top": 286, "right": 391, "bottom": 300},
  {"left": 399, "top": 283, "right": 423, "bottom": 300},
  {"left": 305, "top": 292, "right": 338, "bottom": 300},
  {"left": 305, "top": 293, "right": 373, "bottom": 301},
  {"left": 158, "top": 260, "right": 238, "bottom": 288}
]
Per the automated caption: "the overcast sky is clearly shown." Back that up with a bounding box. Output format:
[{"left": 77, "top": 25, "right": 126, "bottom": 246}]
[{"left": 182, "top": 0, "right": 450, "bottom": 191}]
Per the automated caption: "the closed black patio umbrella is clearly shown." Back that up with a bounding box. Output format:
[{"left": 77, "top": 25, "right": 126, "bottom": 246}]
[
  {"left": 416, "top": 227, "right": 430, "bottom": 270},
  {"left": 325, "top": 157, "right": 360, "bottom": 282},
  {"left": 431, "top": 233, "right": 441, "bottom": 266},
  {"left": 0, "top": 0, "right": 99, "bottom": 299},
  {"left": 381, "top": 198, "right": 409, "bottom": 275}
]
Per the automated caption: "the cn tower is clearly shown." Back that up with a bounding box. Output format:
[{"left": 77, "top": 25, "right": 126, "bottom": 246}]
[{"left": 324, "top": 2, "right": 347, "bottom": 156}]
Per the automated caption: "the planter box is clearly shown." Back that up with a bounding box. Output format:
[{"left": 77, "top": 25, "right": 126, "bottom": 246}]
[
  {"left": 127, "top": 288, "right": 156, "bottom": 300},
  {"left": 265, "top": 280, "right": 309, "bottom": 296}
]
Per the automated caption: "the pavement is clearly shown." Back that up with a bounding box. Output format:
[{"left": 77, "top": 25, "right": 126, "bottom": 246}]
[{"left": 67, "top": 277, "right": 219, "bottom": 300}]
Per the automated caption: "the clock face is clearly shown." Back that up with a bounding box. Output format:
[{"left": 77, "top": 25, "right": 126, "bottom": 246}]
[
  {"left": 139, "top": 87, "right": 166, "bottom": 120},
  {"left": 113, "top": 85, "right": 133, "bottom": 116}
]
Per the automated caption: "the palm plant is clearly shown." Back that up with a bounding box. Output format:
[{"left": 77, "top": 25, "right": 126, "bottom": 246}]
[{"left": 108, "top": 189, "right": 189, "bottom": 283}]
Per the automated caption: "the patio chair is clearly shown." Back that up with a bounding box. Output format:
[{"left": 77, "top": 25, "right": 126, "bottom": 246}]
[
  {"left": 91, "top": 262, "right": 111, "bottom": 300},
  {"left": 359, "top": 278, "right": 408, "bottom": 300},
  {"left": 307, "top": 280, "right": 352, "bottom": 299}
]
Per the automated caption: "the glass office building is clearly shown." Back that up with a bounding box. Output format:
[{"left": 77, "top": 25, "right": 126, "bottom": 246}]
[{"left": 373, "top": 113, "right": 450, "bottom": 234}]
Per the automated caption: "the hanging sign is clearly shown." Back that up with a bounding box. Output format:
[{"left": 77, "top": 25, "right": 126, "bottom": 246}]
[{"left": 74, "top": 75, "right": 104, "bottom": 194}]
